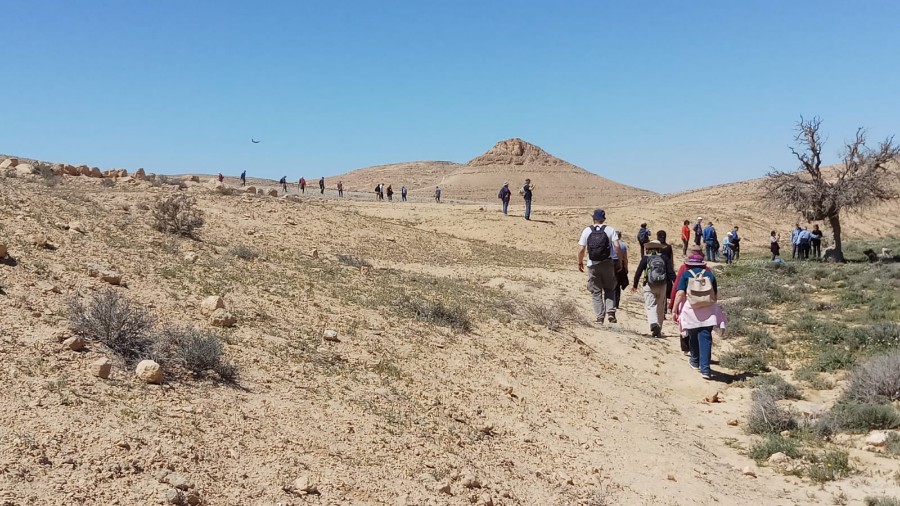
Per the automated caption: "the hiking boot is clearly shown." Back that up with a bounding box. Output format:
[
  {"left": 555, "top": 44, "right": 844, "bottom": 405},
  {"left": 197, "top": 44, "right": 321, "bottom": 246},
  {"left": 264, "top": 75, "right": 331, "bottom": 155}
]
[
  {"left": 689, "top": 363, "right": 700, "bottom": 371},
  {"left": 650, "top": 323, "right": 661, "bottom": 338},
  {"left": 607, "top": 315, "right": 617, "bottom": 324}
]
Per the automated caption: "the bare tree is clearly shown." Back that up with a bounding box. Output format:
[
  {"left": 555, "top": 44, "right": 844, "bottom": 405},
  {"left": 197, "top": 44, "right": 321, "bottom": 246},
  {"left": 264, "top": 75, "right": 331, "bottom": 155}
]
[{"left": 766, "top": 116, "right": 900, "bottom": 262}]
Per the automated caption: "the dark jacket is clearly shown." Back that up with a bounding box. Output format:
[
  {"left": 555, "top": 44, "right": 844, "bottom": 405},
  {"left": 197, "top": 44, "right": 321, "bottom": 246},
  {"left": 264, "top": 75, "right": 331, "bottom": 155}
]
[{"left": 632, "top": 252, "right": 676, "bottom": 289}]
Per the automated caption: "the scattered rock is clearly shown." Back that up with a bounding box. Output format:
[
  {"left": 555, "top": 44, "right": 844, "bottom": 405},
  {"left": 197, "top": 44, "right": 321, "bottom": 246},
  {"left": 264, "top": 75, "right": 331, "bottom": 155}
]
[
  {"left": 768, "top": 452, "right": 790, "bottom": 464},
  {"left": 436, "top": 481, "right": 452, "bottom": 495},
  {"left": 200, "top": 295, "right": 225, "bottom": 316},
  {"left": 62, "top": 336, "right": 85, "bottom": 351},
  {"left": 135, "top": 360, "right": 163, "bottom": 383},
  {"left": 134, "top": 168, "right": 146, "bottom": 180},
  {"left": 666, "top": 473, "right": 676, "bottom": 481},
  {"left": 741, "top": 466, "right": 757, "bottom": 478},
  {"left": 91, "top": 358, "right": 112, "bottom": 379},
  {"left": 704, "top": 392, "right": 720, "bottom": 403},
  {"left": 727, "top": 419, "right": 739, "bottom": 426},
  {"left": 68, "top": 221, "right": 86, "bottom": 234},
  {"left": 38, "top": 281, "right": 61, "bottom": 294},
  {"left": 866, "top": 430, "right": 888, "bottom": 447},
  {"left": 30, "top": 234, "right": 49, "bottom": 248},
  {"left": 310, "top": 248, "right": 318, "bottom": 259},
  {"left": 184, "top": 252, "right": 199, "bottom": 263},
  {"left": 323, "top": 329, "right": 340, "bottom": 342},
  {"left": 479, "top": 493, "right": 494, "bottom": 506},
  {"left": 210, "top": 309, "right": 236, "bottom": 327},
  {"left": 460, "top": 474, "right": 481, "bottom": 489},
  {"left": 165, "top": 472, "right": 194, "bottom": 491},
  {"left": 291, "top": 474, "right": 319, "bottom": 495},
  {"left": 162, "top": 488, "right": 184, "bottom": 505},
  {"left": 87, "top": 263, "right": 122, "bottom": 285},
  {"left": 245, "top": 186, "right": 256, "bottom": 194},
  {"left": 0, "top": 243, "right": 7, "bottom": 258},
  {"left": 360, "top": 265, "right": 371, "bottom": 275},
  {"left": 267, "top": 189, "right": 278, "bottom": 197},
  {"left": 0, "top": 158, "right": 16, "bottom": 169},
  {"left": 185, "top": 492, "right": 201, "bottom": 505}
]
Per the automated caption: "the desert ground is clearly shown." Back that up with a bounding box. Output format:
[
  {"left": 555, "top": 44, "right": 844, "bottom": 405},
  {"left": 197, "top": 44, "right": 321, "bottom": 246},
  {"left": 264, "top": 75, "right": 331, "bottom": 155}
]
[{"left": 1, "top": 149, "right": 900, "bottom": 505}]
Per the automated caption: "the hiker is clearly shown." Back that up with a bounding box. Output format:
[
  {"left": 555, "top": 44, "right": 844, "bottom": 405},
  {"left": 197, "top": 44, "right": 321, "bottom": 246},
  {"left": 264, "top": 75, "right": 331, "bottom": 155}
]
[
  {"left": 723, "top": 232, "right": 734, "bottom": 264},
  {"left": 613, "top": 231, "right": 629, "bottom": 310},
  {"left": 669, "top": 244, "right": 710, "bottom": 354},
  {"left": 681, "top": 220, "right": 691, "bottom": 256},
  {"left": 702, "top": 221, "right": 718, "bottom": 262},
  {"left": 577, "top": 209, "right": 621, "bottom": 324},
  {"left": 656, "top": 230, "right": 675, "bottom": 310},
  {"left": 693, "top": 217, "right": 703, "bottom": 246},
  {"left": 279, "top": 176, "right": 287, "bottom": 192},
  {"left": 637, "top": 223, "right": 651, "bottom": 257},
  {"left": 810, "top": 224, "right": 823, "bottom": 258},
  {"left": 299, "top": 177, "right": 307, "bottom": 194},
  {"left": 498, "top": 182, "right": 511, "bottom": 215},
  {"left": 798, "top": 226, "right": 812, "bottom": 260},
  {"left": 434, "top": 186, "right": 441, "bottom": 203},
  {"left": 522, "top": 179, "right": 534, "bottom": 220},
  {"left": 770, "top": 230, "right": 781, "bottom": 261},
  {"left": 218, "top": 172, "right": 224, "bottom": 183},
  {"left": 240, "top": 170, "right": 246, "bottom": 186},
  {"left": 791, "top": 224, "right": 802, "bottom": 259},
  {"left": 337, "top": 181, "right": 344, "bottom": 198},
  {"left": 631, "top": 240, "right": 675, "bottom": 337},
  {"left": 731, "top": 226, "right": 741, "bottom": 261},
  {"left": 319, "top": 177, "right": 325, "bottom": 195},
  {"left": 672, "top": 254, "right": 726, "bottom": 380},
  {"left": 401, "top": 186, "right": 407, "bottom": 202},
  {"left": 386, "top": 184, "right": 394, "bottom": 202}
]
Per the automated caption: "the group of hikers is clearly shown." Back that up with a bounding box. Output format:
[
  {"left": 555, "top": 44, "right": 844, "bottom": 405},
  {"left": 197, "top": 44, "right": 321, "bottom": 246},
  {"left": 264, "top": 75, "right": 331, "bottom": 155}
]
[
  {"left": 497, "top": 179, "right": 536, "bottom": 220},
  {"left": 373, "top": 183, "right": 409, "bottom": 202}
]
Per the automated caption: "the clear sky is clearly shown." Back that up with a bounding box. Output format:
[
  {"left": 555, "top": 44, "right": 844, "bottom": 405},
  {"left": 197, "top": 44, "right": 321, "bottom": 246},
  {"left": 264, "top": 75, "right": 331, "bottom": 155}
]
[{"left": 2, "top": 1, "right": 899, "bottom": 192}]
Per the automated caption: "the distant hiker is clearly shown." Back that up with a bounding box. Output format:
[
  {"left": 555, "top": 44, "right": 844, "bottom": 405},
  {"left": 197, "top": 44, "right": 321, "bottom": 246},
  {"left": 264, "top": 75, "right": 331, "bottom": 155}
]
[
  {"left": 723, "top": 232, "right": 734, "bottom": 264},
  {"left": 681, "top": 220, "right": 691, "bottom": 256},
  {"left": 798, "top": 226, "right": 812, "bottom": 260},
  {"left": 319, "top": 177, "right": 325, "bottom": 195},
  {"left": 299, "top": 177, "right": 307, "bottom": 194},
  {"left": 374, "top": 183, "right": 381, "bottom": 200},
  {"left": 401, "top": 186, "right": 407, "bottom": 202},
  {"left": 731, "top": 225, "right": 741, "bottom": 261},
  {"left": 378, "top": 182, "right": 385, "bottom": 201},
  {"left": 434, "top": 186, "right": 441, "bottom": 203},
  {"left": 578, "top": 209, "right": 621, "bottom": 324},
  {"left": 498, "top": 182, "right": 512, "bottom": 215},
  {"left": 672, "top": 254, "right": 726, "bottom": 380},
  {"left": 791, "top": 224, "right": 802, "bottom": 259},
  {"left": 810, "top": 224, "right": 823, "bottom": 259},
  {"left": 613, "top": 231, "right": 629, "bottom": 310},
  {"left": 657, "top": 230, "right": 675, "bottom": 310},
  {"left": 637, "top": 223, "right": 651, "bottom": 257},
  {"left": 337, "top": 181, "right": 344, "bottom": 198},
  {"left": 218, "top": 172, "right": 224, "bottom": 183},
  {"left": 702, "top": 221, "right": 718, "bottom": 262},
  {"left": 770, "top": 230, "right": 781, "bottom": 261},
  {"left": 386, "top": 184, "right": 394, "bottom": 202},
  {"left": 693, "top": 217, "right": 703, "bottom": 246},
  {"left": 522, "top": 179, "right": 535, "bottom": 220},
  {"left": 632, "top": 240, "right": 675, "bottom": 338},
  {"left": 279, "top": 176, "right": 287, "bottom": 192},
  {"left": 240, "top": 170, "right": 246, "bottom": 186}
]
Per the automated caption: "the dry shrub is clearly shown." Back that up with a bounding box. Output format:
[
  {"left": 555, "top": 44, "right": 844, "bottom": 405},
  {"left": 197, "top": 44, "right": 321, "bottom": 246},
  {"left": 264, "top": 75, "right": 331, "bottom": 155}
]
[
  {"left": 747, "top": 390, "right": 797, "bottom": 435},
  {"left": 154, "top": 326, "right": 237, "bottom": 382},
  {"left": 151, "top": 194, "right": 204, "bottom": 238},
  {"left": 398, "top": 295, "right": 471, "bottom": 332},
  {"left": 845, "top": 351, "right": 900, "bottom": 404},
  {"left": 522, "top": 298, "right": 586, "bottom": 331},
  {"left": 228, "top": 246, "right": 259, "bottom": 261},
  {"left": 337, "top": 254, "right": 372, "bottom": 268},
  {"left": 68, "top": 289, "right": 155, "bottom": 366}
]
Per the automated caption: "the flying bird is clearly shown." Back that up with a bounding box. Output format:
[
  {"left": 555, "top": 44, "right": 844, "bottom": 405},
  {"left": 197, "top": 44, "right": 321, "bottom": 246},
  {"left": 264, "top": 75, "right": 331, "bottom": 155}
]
[{"left": 251, "top": 138, "right": 260, "bottom": 144}]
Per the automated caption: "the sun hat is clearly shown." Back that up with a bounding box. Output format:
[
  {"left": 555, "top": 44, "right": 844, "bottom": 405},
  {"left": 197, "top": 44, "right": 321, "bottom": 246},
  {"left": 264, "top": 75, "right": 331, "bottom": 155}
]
[
  {"left": 592, "top": 209, "right": 606, "bottom": 221},
  {"left": 645, "top": 240, "right": 663, "bottom": 251},
  {"left": 697, "top": 216, "right": 702, "bottom": 221},
  {"left": 503, "top": 182, "right": 508, "bottom": 186},
  {"left": 685, "top": 254, "right": 706, "bottom": 266}
]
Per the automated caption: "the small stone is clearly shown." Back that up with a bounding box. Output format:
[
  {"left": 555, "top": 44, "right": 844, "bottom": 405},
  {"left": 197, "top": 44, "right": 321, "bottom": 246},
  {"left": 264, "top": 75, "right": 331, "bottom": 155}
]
[
  {"left": 727, "top": 419, "right": 739, "bottom": 426},
  {"left": 86, "top": 263, "right": 121, "bottom": 285},
  {"left": 163, "top": 488, "right": 184, "bottom": 505},
  {"left": 38, "top": 281, "right": 61, "bottom": 294},
  {"left": 323, "top": 329, "right": 340, "bottom": 342},
  {"left": 460, "top": 474, "right": 481, "bottom": 489},
  {"left": 68, "top": 222, "right": 86, "bottom": 234},
  {"left": 62, "top": 336, "right": 85, "bottom": 351},
  {"left": 436, "top": 481, "right": 452, "bottom": 495},
  {"left": 165, "top": 472, "right": 193, "bottom": 491},
  {"left": 210, "top": 309, "right": 236, "bottom": 327},
  {"left": 767, "top": 452, "right": 790, "bottom": 464},
  {"left": 292, "top": 474, "right": 318, "bottom": 494},
  {"left": 245, "top": 186, "right": 256, "bottom": 194},
  {"left": 30, "top": 234, "right": 48, "bottom": 248},
  {"left": 779, "top": 430, "right": 791, "bottom": 437},
  {"left": 360, "top": 265, "right": 371, "bottom": 275},
  {"left": 705, "top": 392, "right": 720, "bottom": 403},
  {"left": 479, "top": 492, "right": 494, "bottom": 506},
  {"left": 200, "top": 295, "right": 225, "bottom": 316},
  {"left": 310, "top": 248, "right": 318, "bottom": 259},
  {"left": 666, "top": 473, "right": 676, "bottom": 481},
  {"left": 186, "top": 493, "right": 201, "bottom": 505},
  {"left": 0, "top": 244, "right": 7, "bottom": 258},
  {"left": 267, "top": 189, "right": 278, "bottom": 197},
  {"left": 135, "top": 360, "right": 163, "bottom": 383},
  {"left": 866, "top": 430, "right": 888, "bottom": 447},
  {"left": 183, "top": 252, "right": 199, "bottom": 263},
  {"left": 741, "top": 466, "right": 757, "bottom": 478}
]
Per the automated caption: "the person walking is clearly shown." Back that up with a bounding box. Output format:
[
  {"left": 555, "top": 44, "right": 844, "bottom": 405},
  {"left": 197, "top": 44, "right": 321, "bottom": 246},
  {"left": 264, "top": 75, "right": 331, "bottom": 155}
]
[
  {"left": 401, "top": 186, "right": 407, "bottom": 202},
  {"left": 723, "top": 232, "right": 734, "bottom": 264},
  {"left": 240, "top": 170, "right": 246, "bottom": 186},
  {"left": 681, "top": 220, "right": 691, "bottom": 256},
  {"left": 770, "top": 230, "right": 782, "bottom": 261},
  {"left": 693, "top": 217, "right": 703, "bottom": 246},
  {"left": 337, "top": 181, "right": 344, "bottom": 198},
  {"left": 498, "top": 182, "right": 511, "bottom": 215},
  {"left": 279, "top": 176, "right": 287, "bottom": 192},
  {"left": 731, "top": 226, "right": 741, "bottom": 261},
  {"left": 434, "top": 186, "right": 441, "bottom": 203},
  {"left": 522, "top": 179, "right": 534, "bottom": 220},
  {"left": 578, "top": 209, "right": 622, "bottom": 324},
  {"left": 319, "top": 177, "right": 325, "bottom": 195},
  {"left": 377, "top": 183, "right": 385, "bottom": 201},
  {"left": 672, "top": 255, "right": 726, "bottom": 380},
  {"left": 299, "top": 177, "right": 307, "bottom": 194},
  {"left": 657, "top": 230, "right": 675, "bottom": 311},
  {"left": 218, "top": 172, "right": 224, "bottom": 183},
  {"left": 669, "top": 244, "right": 709, "bottom": 354},
  {"left": 798, "top": 226, "right": 812, "bottom": 260},
  {"left": 613, "top": 231, "right": 629, "bottom": 310},
  {"left": 791, "top": 224, "right": 802, "bottom": 259},
  {"left": 386, "top": 184, "right": 394, "bottom": 202},
  {"left": 810, "top": 224, "right": 823, "bottom": 259},
  {"left": 637, "top": 223, "right": 651, "bottom": 257},
  {"left": 632, "top": 240, "right": 675, "bottom": 337},
  {"left": 702, "top": 221, "right": 718, "bottom": 262}
]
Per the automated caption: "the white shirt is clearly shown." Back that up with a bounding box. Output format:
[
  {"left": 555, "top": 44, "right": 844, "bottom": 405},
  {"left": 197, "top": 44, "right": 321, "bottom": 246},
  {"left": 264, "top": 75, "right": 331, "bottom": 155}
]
[{"left": 579, "top": 224, "right": 619, "bottom": 266}]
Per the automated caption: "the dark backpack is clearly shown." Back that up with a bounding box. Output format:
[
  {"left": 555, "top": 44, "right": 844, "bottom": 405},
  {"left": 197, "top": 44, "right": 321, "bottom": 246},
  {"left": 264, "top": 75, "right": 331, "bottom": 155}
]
[
  {"left": 587, "top": 225, "right": 611, "bottom": 262},
  {"left": 637, "top": 228, "right": 650, "bottom": 244},
  {"left": 646, "top": 255, "right": 668, "bottom": 286}
]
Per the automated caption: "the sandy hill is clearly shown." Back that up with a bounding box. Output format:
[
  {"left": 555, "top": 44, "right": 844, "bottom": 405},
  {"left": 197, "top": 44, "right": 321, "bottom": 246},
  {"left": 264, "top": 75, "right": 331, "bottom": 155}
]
[{"left": 335, "top": 139, "right": 655, "bottom": 205}]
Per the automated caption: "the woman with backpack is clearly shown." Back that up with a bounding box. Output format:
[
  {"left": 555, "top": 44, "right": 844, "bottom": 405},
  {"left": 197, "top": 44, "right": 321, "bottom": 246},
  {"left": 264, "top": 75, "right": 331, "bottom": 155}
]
[
  {"left": 672, "top": 254, "right": 726, "bottom": 380},
  {"left": 631, "top": 240, "right": 675, "bottom": 338}
]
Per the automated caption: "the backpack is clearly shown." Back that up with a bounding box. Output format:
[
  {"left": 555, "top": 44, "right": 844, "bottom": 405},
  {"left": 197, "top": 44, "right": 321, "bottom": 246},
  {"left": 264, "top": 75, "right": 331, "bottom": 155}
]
[
  {"left": 646, "top": 255, "right": 668, "bottom": 286},
  {"left": 586, "top": 225, "right": 611, "bottom": 262},
  {"left": 686, "top": 269, "right": 715, "bottom": 308},
  {"left": 637, "top": 228, "right": 650, "bottom": 244},
  {"left": 374, "top": 184, "right": 379, "bottom": 192}
]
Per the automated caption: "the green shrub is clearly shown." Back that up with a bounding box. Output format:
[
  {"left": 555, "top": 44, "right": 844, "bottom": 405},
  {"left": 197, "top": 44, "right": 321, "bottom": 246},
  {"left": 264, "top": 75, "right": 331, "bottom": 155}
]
[
  {"left": 865, "top": 496, "right": 900, "bottom": 506},
  {"left": 886, "top": 432, "right": 900, "bottom": 457},
  {"left": 817, "top": 401, "right": 900, "bottom": 435},
  {"left": 747, "top": 434, "right": 802, "bottom": 463},
  {"left": 398, "top": 295, "right": 472, "bottom": 332},
  {"left": 794, "top": 367, "right": 834, "bottom": 390},
  {"left": 155, "top": 326, "right": 238, "bottom": 382},
  {"left": 720, "top": 349, "right": 769, "bottom": 373},
  {"left": 746, "top": 328, "right": 776, "bottom": 350},
  {"left": 806, "top": 450, "right": 851, "bottom": 483},
  {"left": 750, "top": 374, "right": 802, "bottom": 400}
]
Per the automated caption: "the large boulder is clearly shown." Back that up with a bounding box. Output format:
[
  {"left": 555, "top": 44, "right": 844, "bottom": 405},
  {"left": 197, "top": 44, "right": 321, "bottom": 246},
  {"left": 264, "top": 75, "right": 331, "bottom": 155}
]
[
  {"left": 267, "top": 189, "right": 278, "bottom": 197},
  {"left": 89, "top": 167, "right": 103, "bottom": 178},
  {"left": 245, "top": 186, "right": 257, "bottom": 194},
  {"left": 135, "top": 360, "right": 163, "bottom": 383},
  {"left": 210, "top": 309, "right": 236, "bottom": 327},
  {"left": 134, "top": 168, "right": 146, "bottom": 180},
  {"left": 0, "top": 158, "right": 18, "bottom": 169},
  {"left": 15, "top": 163, "right": 36, "bottom": 176}
]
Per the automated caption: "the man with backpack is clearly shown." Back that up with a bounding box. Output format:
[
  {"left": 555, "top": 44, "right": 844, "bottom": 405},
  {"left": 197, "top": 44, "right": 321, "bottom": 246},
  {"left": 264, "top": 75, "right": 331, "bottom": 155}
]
[
  {"left": 498, "top": 182, "right": 511, "bottom": 215},
  {"left": 279, "top": 176, "right": 287, "bottom": 192},
  {"left": 240, "top": 170, "right": 246, "bottom": 186},
  {"left": 637, "top": 223, "right": 651, "bottom": 257},
  {"left": 672, "top": 254, "right": 727, "bottom": 380},
  {"left": 730, "top": 226, "right": 741, "bottom": 261},
  {"left": 578, "top": 209, "right": 622, "bottom": 324},
  {"left": 631, "top": 240, "right": 675, "bottom": 337}
]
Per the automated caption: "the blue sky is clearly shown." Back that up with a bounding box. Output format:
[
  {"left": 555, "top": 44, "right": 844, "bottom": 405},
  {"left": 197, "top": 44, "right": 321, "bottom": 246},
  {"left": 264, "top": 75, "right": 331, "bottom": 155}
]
[{"left": 2, "top": 1, "right": 898, "bottom": 192}]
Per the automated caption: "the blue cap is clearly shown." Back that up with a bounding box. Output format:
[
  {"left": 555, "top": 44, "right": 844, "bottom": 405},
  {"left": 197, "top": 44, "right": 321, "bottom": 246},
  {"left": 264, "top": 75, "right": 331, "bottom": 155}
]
[{"left": 592, "top": 209, "right": 606, "bottom": 221}]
